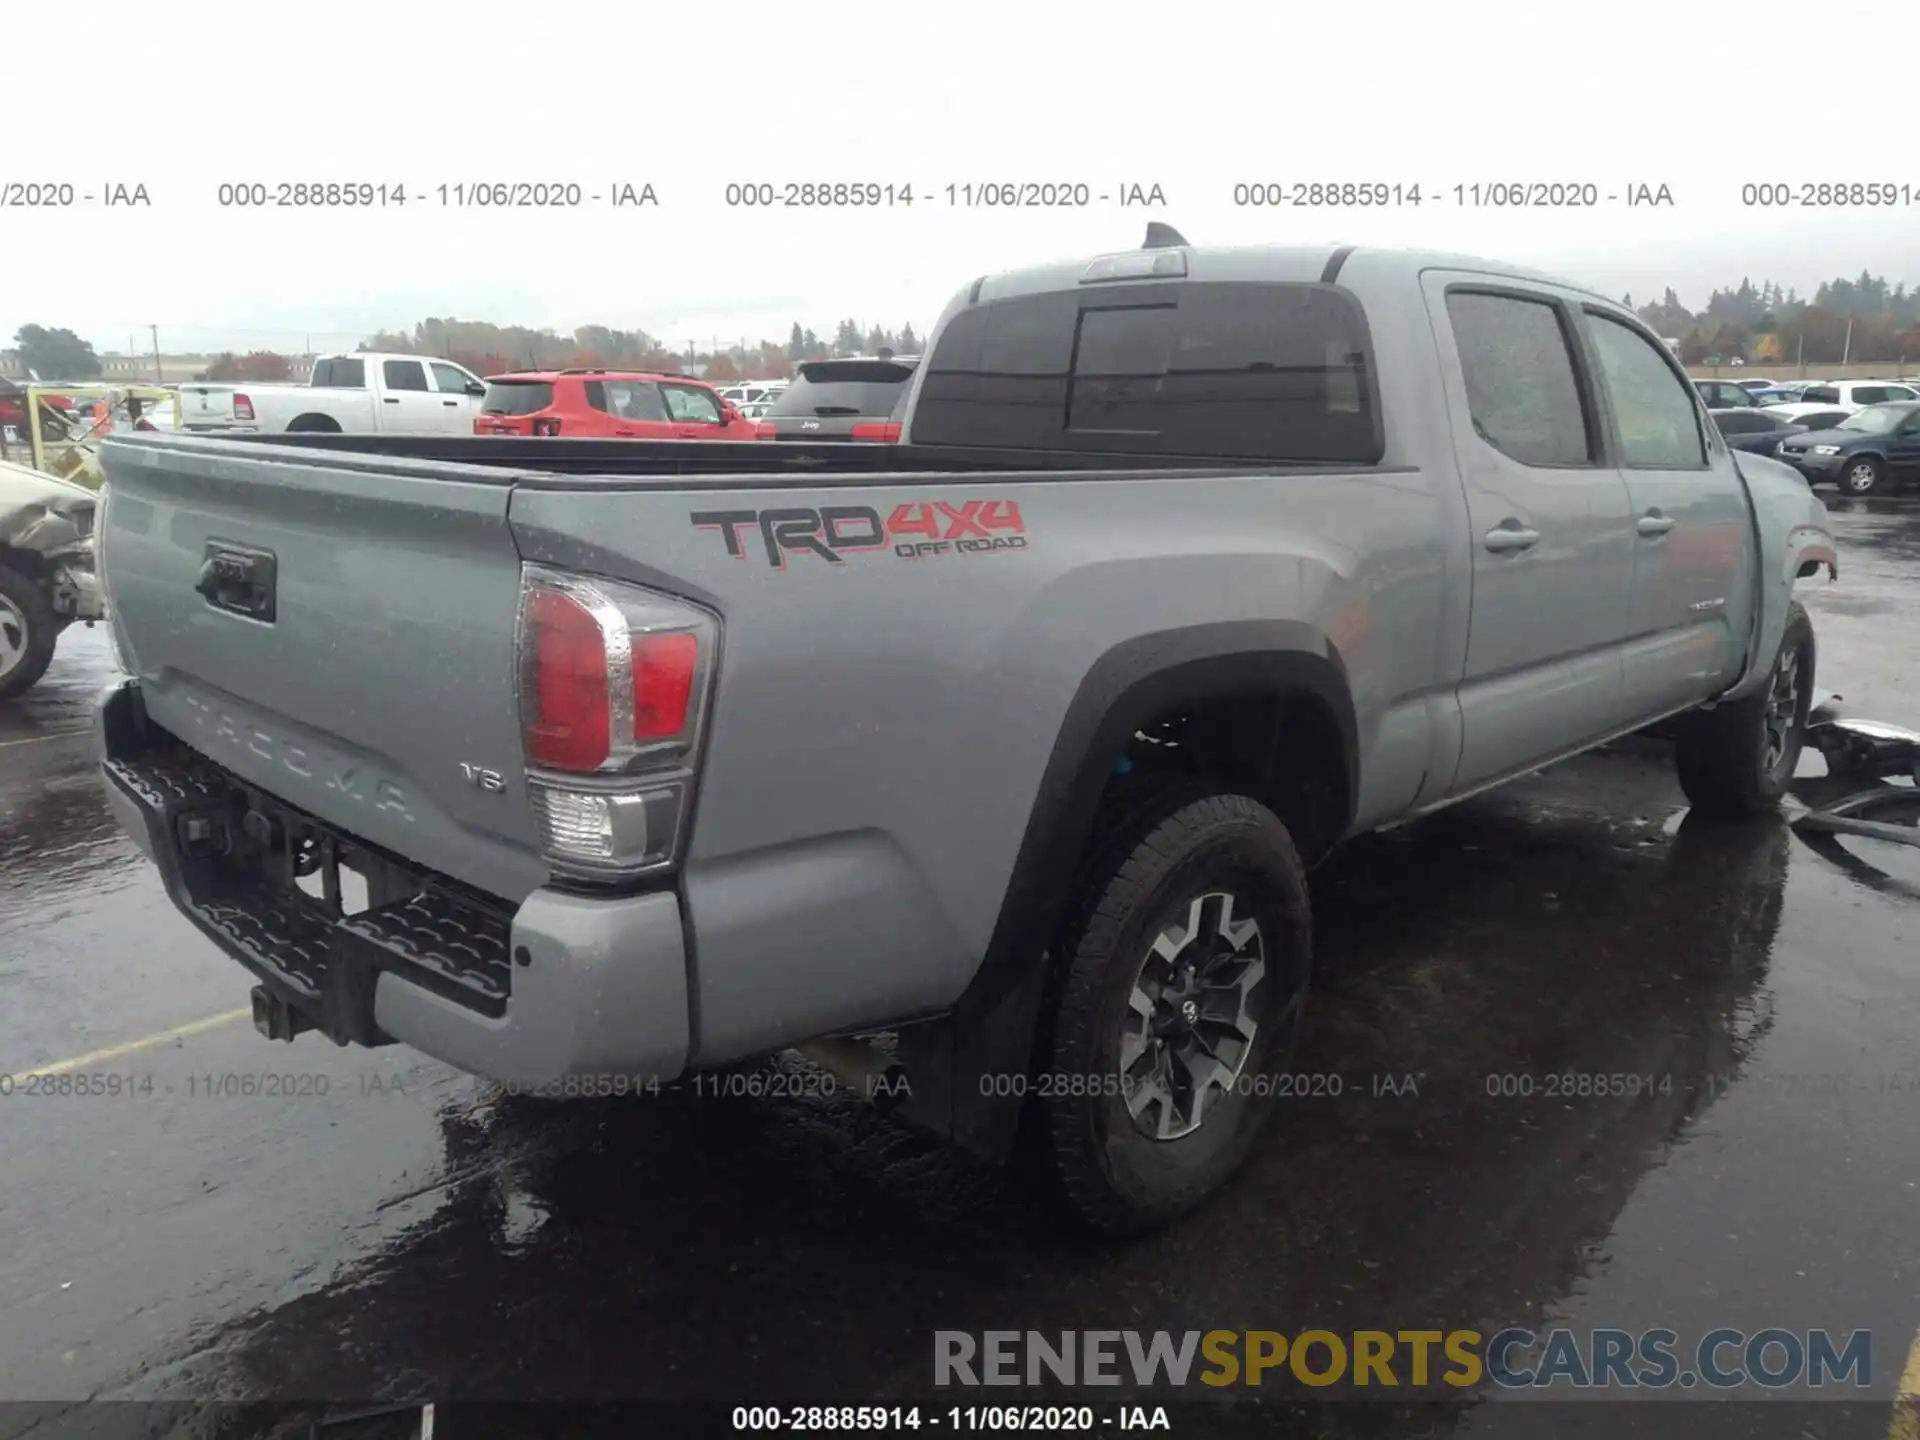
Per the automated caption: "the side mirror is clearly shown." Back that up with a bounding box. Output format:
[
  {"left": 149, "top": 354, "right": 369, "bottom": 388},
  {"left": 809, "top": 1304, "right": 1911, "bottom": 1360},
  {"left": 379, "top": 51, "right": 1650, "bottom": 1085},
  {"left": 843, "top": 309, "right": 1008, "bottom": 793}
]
[
  {"left": 720, "top": 402, "right": 740, "bottom": 424},
  {"left": 466, "top": 381, "right": 486, "bottom": 397}
]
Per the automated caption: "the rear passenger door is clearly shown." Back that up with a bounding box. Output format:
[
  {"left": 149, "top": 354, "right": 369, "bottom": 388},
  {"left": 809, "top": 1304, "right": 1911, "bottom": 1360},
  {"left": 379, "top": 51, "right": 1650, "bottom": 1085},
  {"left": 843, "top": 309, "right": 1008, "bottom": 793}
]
[
  {"left": 589, "top": 379, "right": 675, "bottom": 438},
  {"left": 378, "top": 358, "right": 443, "bottom": 433},
  {"left": 1422, "top": 276, "right": 1638, "bottom": 796},
  {"left": 1578, "top": 307, "right": 1754, "bottom": 718}
]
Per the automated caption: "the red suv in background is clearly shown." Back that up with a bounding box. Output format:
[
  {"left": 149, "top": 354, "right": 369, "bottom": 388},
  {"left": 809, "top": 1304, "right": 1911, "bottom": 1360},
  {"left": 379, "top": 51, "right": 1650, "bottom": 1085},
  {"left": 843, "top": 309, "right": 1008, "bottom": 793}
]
[{"left": 474, "top": 369, "right": 758, "bottom": 440}]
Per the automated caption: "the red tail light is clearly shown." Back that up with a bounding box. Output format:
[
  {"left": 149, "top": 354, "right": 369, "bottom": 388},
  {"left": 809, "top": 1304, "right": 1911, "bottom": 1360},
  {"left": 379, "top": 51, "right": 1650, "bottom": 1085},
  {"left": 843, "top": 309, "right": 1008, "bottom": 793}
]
[
  {"left": 850, "top": 421, "right": 902, "bottom": 442},
  {"left": 524, "top": 588, "right": 613, "bottom": 771},
  {"left": 233, "top": 393, "right": 255, "bottom": 422},
  {"left": 533, "top": 417, "right": 563, "bottom": 437},
  {"left": 753, "top": 421, "right": 777, "bottom": 439},
  {"left": 517, "top": 568, "right": 720, "bottom": 880},
  {"left": 518, "top": 570, "right": 717, "bottom": 775},
  {"left": 632, "top": 632, "right": 698, "bottom": 739}
]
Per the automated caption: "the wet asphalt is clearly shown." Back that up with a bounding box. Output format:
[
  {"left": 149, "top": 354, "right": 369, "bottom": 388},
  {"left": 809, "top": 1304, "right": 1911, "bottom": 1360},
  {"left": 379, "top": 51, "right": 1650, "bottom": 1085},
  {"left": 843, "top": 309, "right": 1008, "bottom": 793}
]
[{"left": 1, "top": 499, "right": 1918, "bottom": 1440}]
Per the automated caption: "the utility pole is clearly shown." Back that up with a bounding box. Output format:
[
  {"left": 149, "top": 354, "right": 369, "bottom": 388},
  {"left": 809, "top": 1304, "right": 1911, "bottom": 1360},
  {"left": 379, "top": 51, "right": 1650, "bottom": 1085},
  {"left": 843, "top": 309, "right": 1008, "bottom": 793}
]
[
  {"left": 150, "top": 324, "right": 162, "bottom": 382},
  {"left": 1842, "top": 316, "right": 1853, "bottom": 367}
]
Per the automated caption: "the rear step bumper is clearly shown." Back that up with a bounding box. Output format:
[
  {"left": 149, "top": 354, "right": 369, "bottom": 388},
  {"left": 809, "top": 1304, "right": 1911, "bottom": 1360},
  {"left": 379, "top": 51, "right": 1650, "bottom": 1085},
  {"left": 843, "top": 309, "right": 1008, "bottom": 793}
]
[{"left": 96, "top": 680, "right": 692, "bottom": 1087}]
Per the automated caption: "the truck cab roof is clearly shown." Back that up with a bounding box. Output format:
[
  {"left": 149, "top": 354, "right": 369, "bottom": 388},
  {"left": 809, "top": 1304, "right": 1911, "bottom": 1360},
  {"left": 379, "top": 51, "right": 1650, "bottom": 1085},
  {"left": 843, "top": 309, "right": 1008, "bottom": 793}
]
[{"left": 965, "top": 241, "right": 1614, "bottom": 309}]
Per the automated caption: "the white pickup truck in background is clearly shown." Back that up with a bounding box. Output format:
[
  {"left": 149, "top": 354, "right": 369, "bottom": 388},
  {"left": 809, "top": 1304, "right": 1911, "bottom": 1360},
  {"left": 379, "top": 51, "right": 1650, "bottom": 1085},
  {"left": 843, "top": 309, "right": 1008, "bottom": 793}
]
[{"left": 175, "top": 353, "right": 488, "bottom": 436}]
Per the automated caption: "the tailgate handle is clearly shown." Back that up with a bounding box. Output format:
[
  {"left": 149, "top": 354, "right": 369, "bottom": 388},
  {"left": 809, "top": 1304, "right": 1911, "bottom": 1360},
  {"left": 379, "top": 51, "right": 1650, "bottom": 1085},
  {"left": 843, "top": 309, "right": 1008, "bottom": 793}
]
[{"left": 196, "top": 542, "right": 277, "bottom": 622}]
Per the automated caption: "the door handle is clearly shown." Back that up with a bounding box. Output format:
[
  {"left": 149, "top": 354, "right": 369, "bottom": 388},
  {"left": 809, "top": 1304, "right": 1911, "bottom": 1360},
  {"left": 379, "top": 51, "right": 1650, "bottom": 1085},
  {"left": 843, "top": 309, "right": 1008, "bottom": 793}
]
[
  {"left": 1637, "top": 511, "right": 1677, "bottom": 538},
  {"left": 1483, "top": 523, "right": 1541, "bottom": 554},
  {"left": 383, "top": 397, "right": 400, "bottom": 404},
  {"left": 442, "top": 399, "right": 458, "bottom": 407}
]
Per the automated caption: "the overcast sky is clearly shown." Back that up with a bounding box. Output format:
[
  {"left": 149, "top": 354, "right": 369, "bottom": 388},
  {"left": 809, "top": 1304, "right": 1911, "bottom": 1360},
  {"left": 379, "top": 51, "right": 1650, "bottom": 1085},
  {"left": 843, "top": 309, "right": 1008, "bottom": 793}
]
[{"left": 9, "top": 0, "right": 1916, "bottom": 356}]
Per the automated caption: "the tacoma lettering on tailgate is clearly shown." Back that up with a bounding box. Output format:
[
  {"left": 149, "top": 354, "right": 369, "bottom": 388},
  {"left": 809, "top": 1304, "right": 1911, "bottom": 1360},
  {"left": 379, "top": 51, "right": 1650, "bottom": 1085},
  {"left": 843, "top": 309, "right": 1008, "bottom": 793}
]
[
  {"left": 691, "top": 500, "right": 1028, "bottom": 569},
  {"left": 180, "top": 692, "right": 415, "bottom": 822}
]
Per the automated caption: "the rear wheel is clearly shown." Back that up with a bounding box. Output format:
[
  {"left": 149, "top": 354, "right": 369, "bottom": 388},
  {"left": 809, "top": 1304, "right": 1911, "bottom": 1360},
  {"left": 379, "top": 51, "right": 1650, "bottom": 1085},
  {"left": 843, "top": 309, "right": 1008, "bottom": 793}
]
[
  {"left": 0, "top": 564, "right": 59, "bottom": 701},
  {"left": 1675, "top": 603, "right": 1815, "bottom": 818},
  {"left": 1840, "top": 457, "right": 1882, "bottom": 495},
  {"left": 1038, "top": 783, "right": 1312, "bottom": 1236},
  {"left": 286, "top": 414, "right": 341, "bottom": 433}
]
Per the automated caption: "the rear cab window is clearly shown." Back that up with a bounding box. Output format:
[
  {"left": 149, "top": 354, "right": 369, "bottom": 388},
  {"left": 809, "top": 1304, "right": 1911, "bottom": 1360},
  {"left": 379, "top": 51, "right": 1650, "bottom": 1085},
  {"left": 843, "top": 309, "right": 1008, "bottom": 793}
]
[
  {"left": 911, "top": 282, "right": 1380, "bottom": 461},
  {"left": 480, "top": 380, "right": 554, "bottom": 414}
]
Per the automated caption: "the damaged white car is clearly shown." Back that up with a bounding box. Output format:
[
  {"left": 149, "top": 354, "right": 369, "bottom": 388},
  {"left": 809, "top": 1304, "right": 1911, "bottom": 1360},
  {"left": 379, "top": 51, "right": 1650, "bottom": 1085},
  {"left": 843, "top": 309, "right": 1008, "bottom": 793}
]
[{"left": 0, "top": 460, "right": 105, "bottom": 700}]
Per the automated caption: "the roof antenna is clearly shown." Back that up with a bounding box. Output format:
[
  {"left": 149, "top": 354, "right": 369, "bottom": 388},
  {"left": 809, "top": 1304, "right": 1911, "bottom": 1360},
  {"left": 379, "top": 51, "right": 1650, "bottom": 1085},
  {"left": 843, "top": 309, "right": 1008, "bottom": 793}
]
[{"left": 1142, "top": 222, "right": 1189, "bottom": 249}]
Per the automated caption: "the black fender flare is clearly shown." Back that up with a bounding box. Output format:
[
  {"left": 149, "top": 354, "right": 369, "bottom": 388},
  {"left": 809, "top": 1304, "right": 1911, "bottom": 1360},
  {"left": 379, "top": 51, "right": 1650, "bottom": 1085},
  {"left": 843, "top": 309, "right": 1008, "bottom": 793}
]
[{"left": 899, "top": 621, "right": 1357, "bottom": 1160}]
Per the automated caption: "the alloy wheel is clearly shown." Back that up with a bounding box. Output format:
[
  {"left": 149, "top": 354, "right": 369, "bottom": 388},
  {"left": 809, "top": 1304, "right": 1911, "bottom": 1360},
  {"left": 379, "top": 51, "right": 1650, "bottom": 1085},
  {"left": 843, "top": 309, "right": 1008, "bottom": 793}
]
[
  {"left": 1763, "top": 643, "right": 1801, "bottom": 773},
  {"left": 1118, "top": 891, "right": 1267, "bottom": 1141},
  {"left": 0, "top": 593, "right": 28, "bottom": 679}
]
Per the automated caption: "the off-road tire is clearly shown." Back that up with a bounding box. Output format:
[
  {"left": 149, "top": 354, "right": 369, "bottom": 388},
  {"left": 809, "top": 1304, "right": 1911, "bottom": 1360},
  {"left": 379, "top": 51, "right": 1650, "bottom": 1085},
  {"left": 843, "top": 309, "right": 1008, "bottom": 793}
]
[
  {"left": 1675, "top": 602, "right": 1815, "bottom": 818},
  {"left": 1039, "top": 781, "right": 1312, "bottom": 1237},
  {"left": 0, "top": 563, "right": 59, "bottom": 701}
]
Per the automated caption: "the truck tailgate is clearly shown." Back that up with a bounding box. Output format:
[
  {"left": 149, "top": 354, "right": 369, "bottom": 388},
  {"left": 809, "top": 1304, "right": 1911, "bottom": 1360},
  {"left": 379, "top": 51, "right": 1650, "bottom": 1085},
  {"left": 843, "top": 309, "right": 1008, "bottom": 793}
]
[
  {"left": 175, "top": 384, "right": 243, "bottom": 430},
  {"left": 100, "top": 437, "right": 547, "bottom": 903}
]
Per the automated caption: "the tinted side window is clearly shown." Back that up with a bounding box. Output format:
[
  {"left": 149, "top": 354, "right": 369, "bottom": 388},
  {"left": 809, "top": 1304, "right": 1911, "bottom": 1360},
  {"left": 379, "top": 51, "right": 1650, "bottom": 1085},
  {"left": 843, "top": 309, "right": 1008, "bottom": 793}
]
[
  {"left": 1445, "top": 291, "right": 1592, "bottom": 467},
  {"left": 1585, "top": 313, "right": 1707, "bottom": 468},
  {"left": 315, "top": 357, "right": 366, "bottom": 388},
  {"left": 1714, "top": 411, "right": 1764, "bottom": 435},
  {"left": 913, "top": 281, "right": 1381, "bottom": 462},
  {"left": 1803, "top": 386, "right": 1839, "bottom": 404},
  {"left": 382, "top": 359, "right": 428, "bottom": 392},
  {"left": 1889, "top": 386, "right": 1919, "bottom": 401},
  {"left": 1851, "top": 386, "right": 1889, "bottom": 405}
]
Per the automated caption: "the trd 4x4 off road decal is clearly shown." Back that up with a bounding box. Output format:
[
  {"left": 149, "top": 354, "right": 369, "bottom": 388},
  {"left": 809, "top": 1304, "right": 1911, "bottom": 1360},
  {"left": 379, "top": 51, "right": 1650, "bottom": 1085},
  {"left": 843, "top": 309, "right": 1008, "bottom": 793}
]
[{"left": 691, "top": 500, "right": 1028, "bottom": 569}]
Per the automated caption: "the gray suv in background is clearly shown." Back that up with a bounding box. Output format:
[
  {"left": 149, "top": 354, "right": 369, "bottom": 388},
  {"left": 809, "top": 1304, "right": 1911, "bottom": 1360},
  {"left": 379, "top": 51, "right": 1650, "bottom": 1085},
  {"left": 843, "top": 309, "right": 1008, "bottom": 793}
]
[
  {"left": 94, "top": 233, "right": 1837, "bottom": 1234},
  {"left": 755, "top": 355, "right": 919, "bottom": 441}
]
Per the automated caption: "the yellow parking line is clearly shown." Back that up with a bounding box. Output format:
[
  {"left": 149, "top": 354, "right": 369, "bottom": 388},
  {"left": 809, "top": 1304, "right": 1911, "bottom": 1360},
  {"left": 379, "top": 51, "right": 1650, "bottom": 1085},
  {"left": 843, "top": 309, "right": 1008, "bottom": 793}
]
[
  {"left": 1890, "top": 1328, "right": 1920, "bottom": 1440},
  {"left": 0, "top": 730, "right": 91, "bottom": 749},
  {"left": 14, "top": 1008, "right": 251, "bottom": 1079}
]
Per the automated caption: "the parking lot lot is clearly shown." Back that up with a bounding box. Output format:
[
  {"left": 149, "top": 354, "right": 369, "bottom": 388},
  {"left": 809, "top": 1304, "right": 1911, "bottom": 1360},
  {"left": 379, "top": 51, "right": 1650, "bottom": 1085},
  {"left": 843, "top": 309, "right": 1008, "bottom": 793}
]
[{"left": 2, "top": 499, "right": 1918, "bottom": 1437}]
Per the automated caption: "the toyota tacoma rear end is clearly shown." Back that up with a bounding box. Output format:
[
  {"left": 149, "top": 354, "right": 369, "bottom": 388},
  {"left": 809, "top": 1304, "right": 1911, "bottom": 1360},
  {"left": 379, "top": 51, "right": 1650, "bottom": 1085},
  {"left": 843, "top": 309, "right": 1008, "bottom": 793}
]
[{"left": 93, "top": 234, "right": 1838, "bottom": 1234}]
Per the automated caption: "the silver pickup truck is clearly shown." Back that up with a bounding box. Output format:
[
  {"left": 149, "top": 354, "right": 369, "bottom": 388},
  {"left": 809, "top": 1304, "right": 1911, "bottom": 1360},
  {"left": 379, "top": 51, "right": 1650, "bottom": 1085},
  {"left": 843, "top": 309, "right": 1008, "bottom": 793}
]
[{"left": 93, "top": 236, "right": 1838, "bottom": 1234}]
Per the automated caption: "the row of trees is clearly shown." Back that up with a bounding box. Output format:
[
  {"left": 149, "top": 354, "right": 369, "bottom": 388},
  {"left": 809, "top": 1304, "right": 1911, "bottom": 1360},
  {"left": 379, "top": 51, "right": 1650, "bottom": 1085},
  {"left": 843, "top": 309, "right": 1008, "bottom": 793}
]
[
  {"left": 15, "top": 270, "right": 1920, "bottom": 384},
  {"left": 1629, "top": 271, "right": 1920, "bottom": 366}
]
